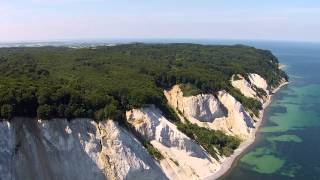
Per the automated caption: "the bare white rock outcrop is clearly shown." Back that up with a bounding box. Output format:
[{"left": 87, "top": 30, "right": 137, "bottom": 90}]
[
  {"left": 164, "top": 85, "right": 227, "bottom": 124},
  {"left": 248, "top": 73, "right": 268, "bottom": 91},
  {"left": 217, "top": 91, "right": 255, "bottom": 139},
  {"left": 0, "top": 118, "right": 167, "bottom": 180},
  {"left": 231, "top": 73, "right": 269, "bottom": 103},
  {"left": 165, "top": 85, "right": 255, "bottom": 139},
  {"left": 126, "top": 106, "right": 220, "bottom": 180}
]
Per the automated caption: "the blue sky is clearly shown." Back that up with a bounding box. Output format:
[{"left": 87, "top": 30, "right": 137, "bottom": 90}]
[{"left": 1, "top": 0, "right": 320, "bottom": 42}]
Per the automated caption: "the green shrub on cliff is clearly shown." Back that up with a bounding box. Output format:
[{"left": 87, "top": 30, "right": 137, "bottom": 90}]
[
  {"left": 177, "top": 121, "right": 241, "bottom": 159},
  {"left": 180, "top": 83, "right": 203, "bottom": 97},
  {"left": 143, "top": 141, "right": 164, "bottom": 161}
]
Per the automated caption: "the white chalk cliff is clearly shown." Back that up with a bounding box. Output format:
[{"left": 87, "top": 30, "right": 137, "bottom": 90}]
[
  {"left": 248, "top": 74, "right": 268, "bottom": 91},
  {"left": 231, "top": 73, "right": 269, "bottom": 103},
  {"left": 0, "top": 118, "right": 167, "bottom": 180},
  {"left": 126, "top": 106, "right": 220, "bottom": 180},
  {"left": 165, "top": 85, "right": 256, "bottom": 139}
]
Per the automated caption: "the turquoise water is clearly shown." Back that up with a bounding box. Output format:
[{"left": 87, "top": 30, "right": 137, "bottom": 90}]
[{"left": 220, "top": 42, "right": 320, "bottom": 179}]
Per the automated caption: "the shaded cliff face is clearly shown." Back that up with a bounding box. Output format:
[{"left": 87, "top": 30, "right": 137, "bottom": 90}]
[
  {"left": 217, "top": 91, "right": 255, "bottom": 138},
  {"left": 126, "top": 106, "right": 220, "bottom": 180},
  {"left": 0, "top": 118, "right": 166, "bottom": 180},
  {"left": 164, "top": 85, "right": 227, "bottom": 123},
  {"left": 165, "top": 85, "right": 256, "bottom": 139},
  {"left": 0, "top": 122, "right": 15, "bottom": 180}
]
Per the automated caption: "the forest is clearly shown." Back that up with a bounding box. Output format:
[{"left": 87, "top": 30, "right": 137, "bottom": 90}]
[
  {"left": 0, "top": 43, "right": 287, "bottom": 157},
  {"left": 0, "top": 43, "right": 287, "bottom": 121}
]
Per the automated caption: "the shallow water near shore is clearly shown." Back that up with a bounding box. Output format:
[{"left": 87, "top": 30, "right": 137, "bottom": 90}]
[{"left": 219, "top": 42, "right": 320, "bottom": 180}]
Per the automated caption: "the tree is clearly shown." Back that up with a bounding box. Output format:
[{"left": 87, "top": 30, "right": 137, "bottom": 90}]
[
  {"left": 37, "top": 104, "right": 53, "bottom": 120},
  {"left": 1, "top": 104, "right": 14, "bottom": 120},
  {"left": 94, "top": 109, "right": 105, "bottom": 121},
  {"left": 37, "top": 88, "right": 52, "bottom": 105}
]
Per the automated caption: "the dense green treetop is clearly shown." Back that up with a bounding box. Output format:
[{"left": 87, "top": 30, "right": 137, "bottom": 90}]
[{"left": 0, "top": 43, "right": 288, "bottom": 121}]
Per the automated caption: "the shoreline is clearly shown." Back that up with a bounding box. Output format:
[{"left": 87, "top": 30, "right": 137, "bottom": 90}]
[
  {"left": 205, "top": 80, "right": 289, "bottom": 180},
  {"left": 279, "top": 63, "right": 286, "bottom": 70}
]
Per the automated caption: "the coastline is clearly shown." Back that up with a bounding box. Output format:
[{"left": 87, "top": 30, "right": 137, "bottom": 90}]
[
  {"left": 205, "top": 80, "right": 289, "bottom": 180},
  {"left": 279, "top": 63, "right": 286, "bottom": 70}
]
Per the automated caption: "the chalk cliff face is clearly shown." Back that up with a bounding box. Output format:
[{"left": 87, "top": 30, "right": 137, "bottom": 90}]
[
  {"left": 217, "top": 91, "right": 255, "bottom": 138},
  {"left": 126, "top": 106, "right": 220, "bottom": 180},
  {"left": 0, "top": 122, "right": 15, "bottom": 180},
  {"left": 231, "top": 75, "right": 257, "bottom": 99},
  {"left": 231, "top": 73, "right": 269, "bottom": 103},
  {"left": 164, "top": 85, "right": 227, "bottom": 123},
  {"left": 0, "top": 118, "right": 166, "bottom": 180},
  {"left": 165, "top": 85, "right": 256, "bottom": 139},
  {"left": 248, "top": 73, "right": 268, "bottom": 91}
]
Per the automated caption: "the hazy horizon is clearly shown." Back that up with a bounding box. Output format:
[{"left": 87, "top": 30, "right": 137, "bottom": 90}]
[
  {"left": 1, "top": 38, "right": 320, "bottom": 45},
  {"left": 1, "top": 0, "right": 320, "bottom": 42}
]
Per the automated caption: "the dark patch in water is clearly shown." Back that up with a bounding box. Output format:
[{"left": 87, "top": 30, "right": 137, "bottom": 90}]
[
  {"left": 268, "top": 106, "right": 287, "bottom": 114},
  {"left": 285, "top": 102, "right": 300, "bottom": 105},
  {"left": 299, "top": 103, "right": 320, "bottom": 113}
]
